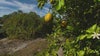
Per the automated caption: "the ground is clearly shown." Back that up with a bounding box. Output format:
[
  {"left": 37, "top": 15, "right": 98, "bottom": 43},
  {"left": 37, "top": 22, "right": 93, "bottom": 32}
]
[{"left": 0, "top": 38, "right": 48, "bottom": 56}]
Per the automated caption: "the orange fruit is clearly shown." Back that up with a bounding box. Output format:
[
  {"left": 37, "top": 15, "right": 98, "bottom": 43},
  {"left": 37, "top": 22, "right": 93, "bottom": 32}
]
[
  {"left": 61, "top": 20, "right": 67, "bottom": 27},
  {"left": 44, "top": 13, "right": 52, "bottom": 22}
]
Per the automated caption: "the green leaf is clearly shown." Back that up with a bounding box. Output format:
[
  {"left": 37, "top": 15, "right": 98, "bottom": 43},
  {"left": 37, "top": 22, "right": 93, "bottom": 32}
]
[
  {"left": 77, "top": 50, "right": 85, "bottom": 56},
  {"left": 96, "top": 26, "right": 100, "bottom": 33},
  {"left": 86, "top": 24, "right": 97, "bottom": 33},
  {"left": 76, "top": 34, "right": 87, "bottom": 42},
  {"left": 55, "top": 0, "right": 61, "bottom": 11},
  {"left": 94, "top": 0, "right": 100, "bottom": 2},
  {"left": 55, "top": 0, "right": 64, "bottom": 11},
  {"left": 61, "top": 0, "right": 64, "bottom": 6},
  {"left": 51, "top": 49, "right": 57, "bottom": 56},
  {"left": 67, "top": 25, "right": 74, "bottom": 31},
  {"left": 79, "top": 35, "right": 87, "bottom": 40},
  {"left": 86, "top": 34, "right": 92, "bottom": 39},
  {"left": 45, "top": 51, "right": 49, "bottom": 56}
]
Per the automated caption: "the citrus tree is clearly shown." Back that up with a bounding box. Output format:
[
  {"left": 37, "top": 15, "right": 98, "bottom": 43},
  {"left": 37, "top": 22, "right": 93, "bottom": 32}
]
[{"left": 36, "top": 0, "right": 100, "bottom": 56}]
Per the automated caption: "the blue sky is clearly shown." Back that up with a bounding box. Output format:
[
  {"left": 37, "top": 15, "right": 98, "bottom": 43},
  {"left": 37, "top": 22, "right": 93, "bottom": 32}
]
[{"left": 0, "top": 0, "right": 50, "bottom": 17}]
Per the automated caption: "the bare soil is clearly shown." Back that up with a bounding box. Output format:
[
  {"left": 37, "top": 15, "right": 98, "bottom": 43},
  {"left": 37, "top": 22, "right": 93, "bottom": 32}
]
[{"left": 0, "top": 38, "right": 48, "bottom": 56}]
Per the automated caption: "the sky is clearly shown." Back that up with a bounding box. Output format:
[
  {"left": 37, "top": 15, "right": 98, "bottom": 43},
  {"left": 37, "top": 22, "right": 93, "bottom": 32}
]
[{"left": 0, "top": 0, "right": 50, "bottom": 17}]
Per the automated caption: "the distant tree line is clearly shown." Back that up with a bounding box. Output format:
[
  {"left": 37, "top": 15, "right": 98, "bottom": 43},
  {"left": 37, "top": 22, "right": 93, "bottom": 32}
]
[{"left": 0, "top": 10, "right": 53, "bottom": 39}]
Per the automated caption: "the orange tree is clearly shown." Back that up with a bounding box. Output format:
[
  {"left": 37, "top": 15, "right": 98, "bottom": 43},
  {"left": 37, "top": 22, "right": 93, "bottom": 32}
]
[
  {"left": 37, "top": 0, "right": 100, "bottom": 37},
  {"left": 36, "top": 0, "right": 100, "bottom": 56}
]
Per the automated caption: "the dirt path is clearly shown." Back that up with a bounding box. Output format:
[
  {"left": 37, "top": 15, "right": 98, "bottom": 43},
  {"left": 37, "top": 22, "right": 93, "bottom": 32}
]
[{"left": 0, "top": 38, "right": 48, "bottom": 56}]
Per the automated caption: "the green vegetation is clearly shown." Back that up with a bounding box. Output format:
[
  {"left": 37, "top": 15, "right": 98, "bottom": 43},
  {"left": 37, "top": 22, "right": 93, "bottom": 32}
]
[
  {"left": 1, "top": 11, "right": 41, "bottom": 39},
  {"left": 35, "top": 0, "right": 100, "bottom": 56},
  {"left": 0, "top": 11, "right": 48, "bottom": 39},
  {"left": 0, "top": 0, "right": 100, "bottom": 56}
]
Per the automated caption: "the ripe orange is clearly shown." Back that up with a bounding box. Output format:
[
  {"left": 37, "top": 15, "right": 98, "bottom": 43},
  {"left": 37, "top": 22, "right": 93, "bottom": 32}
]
[
  {"left": 44, "top": 13, "right": 52, "bottom": 22},
  {"left": 61, "top": 20, "right": 67, "bottom": 27}
]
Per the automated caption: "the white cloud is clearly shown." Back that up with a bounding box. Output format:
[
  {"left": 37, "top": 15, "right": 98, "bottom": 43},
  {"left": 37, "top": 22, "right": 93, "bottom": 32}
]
[
  {"left": 0, "top": 9, "right": 16, "bottom": 17},
  {"left": 0, "top": 0, "right": 16, "bottom": 6},
  {"left": 0, "top": 0, "right": 37, "bottom": 12},
  {"left": 35, "top": 10, "right": 46, "bottom": 17},
  {"left": 0, "top": 6, "right": 13, "bottom": 10},
  {"left": 0, "top": 0, "right": 49, "bottom": 17},
  {"left": 13, "top": 1, "right": 36, "bottom": 12},
  {"left": 0, "top": 6, "right": 16, "bottom": 17}
]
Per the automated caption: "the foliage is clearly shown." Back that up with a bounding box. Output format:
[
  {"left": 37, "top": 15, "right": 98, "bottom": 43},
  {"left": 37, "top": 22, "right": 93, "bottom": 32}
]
[
  {"left": 38, "top": 0, "right": 100, "bottom": 37},
  {"left": 36, "top": 0, "right": 100, "bottom": 56},
  {"left": 0, "top": 17, "right": 6, "bottom": 38},
  {"left": 35, "top": 24, "right": 100, "bottom": 56},
  {"left": 0, "top": 0, "right": 100, "bottom": 55},
  {"left": 2, "top": 11, "right": 41, "bottom": 39}
]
